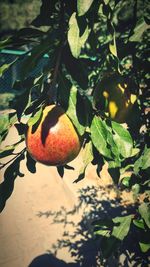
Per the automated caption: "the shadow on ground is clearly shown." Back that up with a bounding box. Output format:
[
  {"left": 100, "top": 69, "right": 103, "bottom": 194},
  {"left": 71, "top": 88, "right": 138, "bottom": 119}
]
[
  {"left": 28, "top": 253, "right": 79, "bottom": 267},
  {"left": 28, "top": 185, "right": 150, "bottom": 267}
]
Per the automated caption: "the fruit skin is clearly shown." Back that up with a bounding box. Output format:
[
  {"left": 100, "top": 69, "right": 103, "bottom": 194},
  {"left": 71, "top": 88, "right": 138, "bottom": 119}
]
[
  {"left": 93, "top": 74, "right": 137, "bottom": 123},
  {"left": 26, "top": 105, "right": 81, "bottom": 166}
]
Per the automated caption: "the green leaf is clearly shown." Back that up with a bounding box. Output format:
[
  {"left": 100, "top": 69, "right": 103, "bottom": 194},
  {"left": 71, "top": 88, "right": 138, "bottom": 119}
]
[
  {"left": 121, "top": 176, "right": 131, "bottom": 187},
  {"left": 77, "top": 0, "right": 94, "bottom": 16},
  {"left": 139, "top": 203, "right": 150, "bottom": 228},
  {"left": 133, "top": 218, "right": 145, "bottom": 230},
  {"left": 112, "top": 215, "right": 132, "bottom": 241},
  {"left": 134, "top": 147, "right": 150, "bottom": 174},
  {"left": 66, "top": 86, "right": 85, "bottom": 136},
  {"left": 91, "top": 116, "right": 112, "bottom": 159},
  {"left": 109, "top": 30, "right": 117, "bottom": 58},
  {"left": 0, "top": 112, "right": 17, "bottom": 144},
  {"left": 0, "top": 146, "right": 14, "bottom": 159},
  {"left": 74, "top": 141, "right": 93, "bottom": 183},
  {"left": 129, "top": 19, "right": 150, "bottom": 42},
  {"left": 27, "top": 107, "right": 43, "bottom": 127},
  {"left": 0, "top": 59, "right": 17, "bottom": 78},
  {"left": 139, "top": 242, "right": 150, "bottom": 253},
  {"left": 68, "top": 12, "right": 90, "bottom": 58},
  {"left": 111, "top": 121, "right": 133, "bottom": 158}
]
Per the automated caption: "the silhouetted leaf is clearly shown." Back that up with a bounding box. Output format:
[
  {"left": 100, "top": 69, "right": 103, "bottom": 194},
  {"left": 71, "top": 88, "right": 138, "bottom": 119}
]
[
  {"left": 0, "top": 152, "right": 25, "bottom": 212},
  {"left": 0, "top": 146, "right": 14, "bottom": 159},
  {"left": 13, "top": 89, "right": 31, "bottom": 121},
  {"left": 68, "top": 12, "right": 90, "bottom": 58},
  {"left": 26, "top": 151, "right": 36, "bottom": 173},
  {"left": 15, "top": 123, "right": 27, "bottom": 136},
  {"left": 77, "top": 0, "right": 94, "bottom": 16},
  {"left": 57, "top": 166, "right": 64, "bottom": 178},
  {"left": 57, "top": 74, "right": 72, "bottom": 111},
  {"left": 91, "top": 116, "right": 112, "bottom": 159}
]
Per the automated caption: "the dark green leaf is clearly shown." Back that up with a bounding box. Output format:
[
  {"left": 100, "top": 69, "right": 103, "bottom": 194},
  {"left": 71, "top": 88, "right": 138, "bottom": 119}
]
[
  {"left": 90, "top": 116, "right": 112, "bottom": 159},
  {"left": 57, "top": 74, "right": 72, "bottom": 111},
  {"left": 139, "top": 203, "right": 150, "bottom": 228},
  {"left": 111, "top": 121, "right": 133, "bottom": 158},
  {"left": 13, "top": 89, "right": 31, "bottom": 121},
  {"left": 57, "top": 166, "right": 64, "bottom": 178},
  {"left": 66, "top": 86, "right": 85, "bottom": 136},
  {"left": 0, "top": 152, "right": 25, "bottom": 212},
  {"left": 26, "top": 151, "right": 36, "bottom": 173},
  {"left": 15, "top": 123, "right": 27, "bottom": 136},
  {"left": 20, "top": 37, "right": 52, "bottom": 79},
  {"left": 0, "top": 146, "right": 14, "bottom": 159},
  {"left": 68, "top": 12, "right": 90, "bottom": 58},
  {"left": 77, "top": 0, "right": 94, "bottom": 16},
  {"left": 74, "top": 141, "right": 93, "bottom": 183}
]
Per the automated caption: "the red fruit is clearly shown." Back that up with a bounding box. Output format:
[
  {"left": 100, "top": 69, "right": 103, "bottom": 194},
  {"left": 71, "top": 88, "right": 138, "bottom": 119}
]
[{"left": 26, "top": 105, "right": 81, "bottom": 166}]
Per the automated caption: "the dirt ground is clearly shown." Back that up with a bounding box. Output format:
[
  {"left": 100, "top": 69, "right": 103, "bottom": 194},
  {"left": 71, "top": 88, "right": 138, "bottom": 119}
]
[{"left": 0, "top": 120, "right": 136, "bottom": 267}]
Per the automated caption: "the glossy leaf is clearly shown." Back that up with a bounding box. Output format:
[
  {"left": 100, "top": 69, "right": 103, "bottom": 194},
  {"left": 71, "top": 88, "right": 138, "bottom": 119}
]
[
  {"left": 112, "top": 215, "right": 132, "bottom": 241},
  {"left": 0, "top": 59, "right": 17, "bottom": 78},
  {"left": 111, "top": 121, "right": 133, "bottom": 158},
  {"left": 91, "top": 116, "right": 112, "bottom": 159},
  {"left": 66, "top": 86, "right": 85, "bottom": 136},
  {"left": 139, "top": 242, "right": 150, "bottom": 253},
  {"left": 27, "top": 107, "right": 43, "bottom": 127},
  {"left": 109, "top": 30, "right": 117, "bottom": 58},
  {"left": 139, "top": 203, "right": 150, "bottom": 228},
  {"left": 129, "top": 19, "right": 150, "bottom": 42},
  {"left": 77, "top": 0, "right": 94, "bottom": 16},
  {"left": 74, "top": 141, "right": 93, "bottom": 183},
  {"left": 133, "top": 218, "right": 145, "bottom": 230},
  {"left": 134, "top": 147, "right": 150, "bottom": 174},
  {"left": 68, "top": 12, "right": 90, "bottom": 58}
]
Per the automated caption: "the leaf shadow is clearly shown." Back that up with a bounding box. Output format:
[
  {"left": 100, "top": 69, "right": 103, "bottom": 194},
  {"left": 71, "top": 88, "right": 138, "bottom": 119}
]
[{"left": 35, "top": 185, "right": 150, "bottom": 267}]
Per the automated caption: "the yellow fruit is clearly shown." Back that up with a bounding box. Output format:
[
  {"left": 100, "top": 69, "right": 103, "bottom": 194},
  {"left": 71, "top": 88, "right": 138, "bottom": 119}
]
[
  {"left": 93, "top": 74, "right": 137, "bottom": 123},
  {"left": 25, "top": 105, "right": 81, "bottom": 166}
]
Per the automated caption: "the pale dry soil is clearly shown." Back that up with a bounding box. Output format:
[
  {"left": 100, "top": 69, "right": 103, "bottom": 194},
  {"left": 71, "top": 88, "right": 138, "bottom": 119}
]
[{"left": 0, "top": 120, "right": 135, "bottom": 267}]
